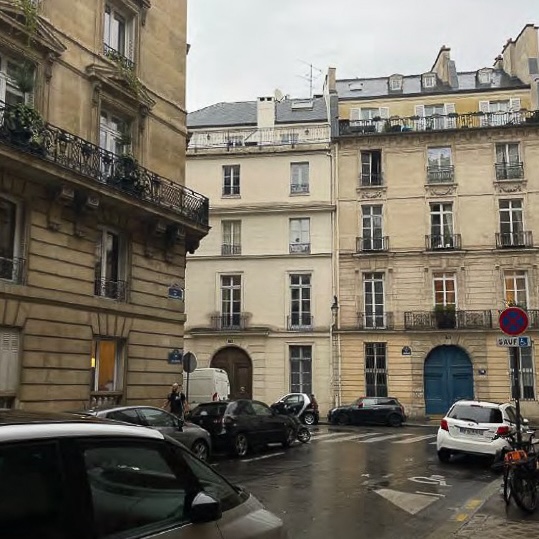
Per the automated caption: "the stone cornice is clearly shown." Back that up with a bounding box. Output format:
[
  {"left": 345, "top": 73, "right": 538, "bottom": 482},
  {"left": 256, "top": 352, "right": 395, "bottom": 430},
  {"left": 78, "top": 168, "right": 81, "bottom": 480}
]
[{"left": 210, "top": 202, "right": 335, "bottom": 215}]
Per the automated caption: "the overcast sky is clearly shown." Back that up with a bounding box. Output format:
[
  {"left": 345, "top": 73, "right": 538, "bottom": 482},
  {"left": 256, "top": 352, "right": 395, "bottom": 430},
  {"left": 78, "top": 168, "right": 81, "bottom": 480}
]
[{"left": 186, "top": 0, "right": 538, "bottom": 112}]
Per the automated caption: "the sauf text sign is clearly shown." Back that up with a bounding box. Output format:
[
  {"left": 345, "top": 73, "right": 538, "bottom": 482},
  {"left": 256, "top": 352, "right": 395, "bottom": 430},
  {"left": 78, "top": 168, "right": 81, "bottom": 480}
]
[{"left": 496, "top": 336, "right": 531, "bottom": 348}]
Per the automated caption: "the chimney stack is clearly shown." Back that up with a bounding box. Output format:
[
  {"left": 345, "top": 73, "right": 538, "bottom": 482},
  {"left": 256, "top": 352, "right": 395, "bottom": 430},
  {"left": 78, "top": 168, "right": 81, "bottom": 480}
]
[{"left": 257, "top": 97, "right": 275, "bottom": 128}]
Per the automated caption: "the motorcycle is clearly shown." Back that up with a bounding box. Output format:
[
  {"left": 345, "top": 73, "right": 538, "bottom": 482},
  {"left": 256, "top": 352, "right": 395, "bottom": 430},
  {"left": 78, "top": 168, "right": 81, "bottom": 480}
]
[{"left": 271, "top": 401, "right": 311, "bottom": 443}]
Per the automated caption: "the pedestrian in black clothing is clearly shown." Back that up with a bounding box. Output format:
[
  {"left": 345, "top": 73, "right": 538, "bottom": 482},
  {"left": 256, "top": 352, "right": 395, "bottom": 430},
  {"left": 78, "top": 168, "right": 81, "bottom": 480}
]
[{"left": 163, "top": 382, "right": 186, "bottom": 419}]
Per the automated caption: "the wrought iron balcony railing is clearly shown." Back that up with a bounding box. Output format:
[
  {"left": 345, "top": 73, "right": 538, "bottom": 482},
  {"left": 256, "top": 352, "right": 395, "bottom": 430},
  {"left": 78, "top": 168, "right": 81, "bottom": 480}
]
[
  {"left": 103, "top": 43, "right": 135, "bottom": 71},
  {"left": 94, "top": 278, "right": 128, "bottom": 302},
  {"left": 221, "top": 244, "right": 241, "bottom": 255},
  {"left": 427, "top": 165, "right": 455, "bottom": 183},
  {"left": 425, "top": 234, "right": 461, "bottom": 251},
  {"left": 290, "top": 184, "right": 309, "bottom": 194},
  {"left": 356, "top": 236, "right": 389, "bottom": 252},
  {"left": 404, "top": 310, "right": 492, "bottom": 330},
  {"left": 357, "top": 312, "right": 394, "bottom": 330},
  {"left": 0, "top": 256, "right": 24, "bottom": 283},
  {"left": 339, "top": 110, "right": 539, "bottom": 137},
  {"left": 495, "top": 231, "right": 533, "bottom": 249},
  {"left": 359, "top": 172, "right": 383, "bottom": 187},
  {"left": 288, "top": 314, "right": 314, "bottom": 331},
  {"left": 0, "top": 396, "right": 15, "bottom": 409},
  {"left": 289, "top": 243, "right": 311, "bottom": 254},
  {"left": 495, "top": 162, "right": 524, "bottom": 181},
  {"left": 0, "top": 101, "right": 209, "bottom": 227},
  {"left": 211, "top": 314, "right": 248, "bottom": 330}
]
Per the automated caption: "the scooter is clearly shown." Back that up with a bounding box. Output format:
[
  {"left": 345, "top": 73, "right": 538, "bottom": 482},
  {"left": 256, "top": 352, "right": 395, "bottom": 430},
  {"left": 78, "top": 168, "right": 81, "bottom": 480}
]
[{"left": 271, "top": 402, "right": 311, "bottom": 443}]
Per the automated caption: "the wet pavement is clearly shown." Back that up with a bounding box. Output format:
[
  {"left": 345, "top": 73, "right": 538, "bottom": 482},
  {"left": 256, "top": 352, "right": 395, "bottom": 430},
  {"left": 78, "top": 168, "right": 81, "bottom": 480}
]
[{"left": 212, "top": 425, "right": 500, "bottom": 538}]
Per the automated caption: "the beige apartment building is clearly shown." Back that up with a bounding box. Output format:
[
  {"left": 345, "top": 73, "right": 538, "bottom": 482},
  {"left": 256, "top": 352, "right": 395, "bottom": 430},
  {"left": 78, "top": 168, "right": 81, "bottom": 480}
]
[
  {"left": 329, "top": 24, "right": 539, "bottom": 419},
  {"left": 0, "top": 0, "right": 208, "bottom": 410},
  {"left": 185, "top": 95, "right": 335, "bottom": 411}
]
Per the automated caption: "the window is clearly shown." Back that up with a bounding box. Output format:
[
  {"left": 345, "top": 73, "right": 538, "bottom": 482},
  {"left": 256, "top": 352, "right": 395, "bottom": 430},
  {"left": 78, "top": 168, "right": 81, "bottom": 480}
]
[
  {"left": 504, "top": 270, "right": 527, "bottom": 308},
  {"left": 280, "top": 132, "right": 299, "bottom": 144},
  {"left": 289, "top": 218, "right": 310, "bottom": 253},
  {"left": 0, "top": 442, "right": 69, "bottom": 538},
  {"left": 290, "top": 345, "right": 312, "bottom": 394},
  {"left": 495, "top": 143, "right": 523, "bottom": 180},
  {"left": 430, "top": 203, "right": 454, "bottom": 249},
  {"left": 349, "top": 108, "right": 389, "bottom": 132},
  {"left": 221, "top": 220, "right": 241, "bottom": 255},
  {"left": 139, "top": 408, "right": 178, "bottom": 428},
  {"left": 106, "top": 409, "right": 143, "bottom": 425},
  {"left": 0, "top": 196, "right": 23, "bottom": 283},
  {"left": 422, "top": 73, "right": 436, "bottom": 88},
  {"left": 360, "top": 150, "right": 382, "bottom": 186},
  {"left": 222, "top": 165, "right": 240, "bottom": 196},
  {"left": 91, "top": 339, "right": 124, "bottom": 393},
  {"left": 104, "top": 4, "right": 133, "bottom": 61},
  {"left": 427, "top": 147, "right": 453, "bottom": 183},
  {"left": 479, "top": 98, "right": 521, "bottom": 127},
  {"left": 290, "top": 162, "right": 309, "bottom": 194},
  {"left": 499, "top": 199, "right": 524, "bottom": 246},
  {"left": 433, "top": 272, "right": 456, "bottom": 307},
  {"left": 361, "top": 205, "right": 383, "bottom": 250},
  {"left": 448, "top": 404, "right": 502, "bottom": 423},
  {"left": 251, "top": 401, "right": 273, "bottom": 417},
  {"left": 99, "top": 110, "right": 130, "bottom": 157},
  {"left": 220, "top": 275, "right": 241, "bottom": 327},
  {"left": 363, "top": 273, "right": 385, "bottom": 328},
  {"left": 289, "top": 274, "right": 312, "bottom": 329},
  {"left": 365, "top": 343, "right": 387, "bottom": 397},
  {"left": 510, "top": 347, "right": 536, "bottom": 400},
  {"left": 94, "top": 229, "right": 127, "bottom": 301},
  {"left": 389, "top": 75, "right": 403, "bottom": 91},
  {"left": 0, "top": 328, "right": 20, "bottom": 408},
  {"left": 0, "top": 56, "right": 34, "bottom": 106},
  {"left": 478, "top": 69, "right": 492, "bottom": 85}
]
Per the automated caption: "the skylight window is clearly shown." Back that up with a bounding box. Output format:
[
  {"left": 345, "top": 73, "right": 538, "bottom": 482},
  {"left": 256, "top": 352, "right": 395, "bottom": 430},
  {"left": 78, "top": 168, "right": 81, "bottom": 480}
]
[
  {"left": 291, "top": 100, "right": 314, "bottom": 110},
  {"left": 349, "top": 81, "right": 364, "bottom": 91}
]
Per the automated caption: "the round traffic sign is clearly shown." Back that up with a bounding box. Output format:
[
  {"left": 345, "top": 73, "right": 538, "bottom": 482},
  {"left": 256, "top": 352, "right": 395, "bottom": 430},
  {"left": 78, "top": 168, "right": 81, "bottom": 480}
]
[
  {"left": 182, "top": 351, "right": 198, "bottom": 373},
  {"left": 499, "top": 307, "right": 529, "bottom": 336}
]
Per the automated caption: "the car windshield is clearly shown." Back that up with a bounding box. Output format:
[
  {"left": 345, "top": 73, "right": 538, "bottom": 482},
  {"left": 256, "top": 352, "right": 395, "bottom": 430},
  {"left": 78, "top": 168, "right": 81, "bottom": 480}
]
[
  {"left": 190, "top": 404, "right": 228, "bottom": 417},
  {"left": 448, "top": 404, "right": 503, "bottom": 424}
]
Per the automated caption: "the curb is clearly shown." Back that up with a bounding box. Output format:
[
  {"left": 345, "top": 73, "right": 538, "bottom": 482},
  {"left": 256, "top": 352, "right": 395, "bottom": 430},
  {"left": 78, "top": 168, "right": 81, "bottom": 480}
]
[{"left": 424, "top": 478, "right": 501, "bottom": 539}]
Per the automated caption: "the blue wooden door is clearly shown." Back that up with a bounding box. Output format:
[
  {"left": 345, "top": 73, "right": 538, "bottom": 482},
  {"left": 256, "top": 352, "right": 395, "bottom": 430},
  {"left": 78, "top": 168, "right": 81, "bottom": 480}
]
[{"left": 424, "top": 346, "right": 474, "bottom": 415}]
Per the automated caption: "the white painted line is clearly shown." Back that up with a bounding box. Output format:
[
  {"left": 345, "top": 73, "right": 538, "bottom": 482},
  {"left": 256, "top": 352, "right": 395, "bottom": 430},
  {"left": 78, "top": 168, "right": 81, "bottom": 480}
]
[
  {"left": 429, "top": 441, "right": 437, "bottom": 445},
  {"left": 311, "top": 432, "right": 351, "bottom": 441},
  {"left": 375, "top": 488, "right": 438, "bottom": 515},
  {"left": 359, "top": 433, "right": 415, "bottom": 443},
  {"left": 415, "top": 491, "right": 445, "bottom": 498},
  {"left": 322, "top": 433, "right": 381, "bottom": 444},
  {"left": 241, "top": 452, "right": 285, "bottom": 463},
  {"left": 393, "top": 434, "right": 437, "bottom": 444}
]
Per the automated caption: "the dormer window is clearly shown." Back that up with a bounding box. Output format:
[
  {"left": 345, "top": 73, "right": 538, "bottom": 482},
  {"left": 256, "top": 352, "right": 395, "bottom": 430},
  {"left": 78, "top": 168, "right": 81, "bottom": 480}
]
[
  {"left": 389, "top": 75, "right": 403, "bottom": 91},
  {"left": 349, "top": 81, "right": 364, "bottom": 91},
  {"left": 422, "top": 73, "right": 436, "bottom": 89},
  {"left": 478, "top": 68, "right": 493, "bottom": 85}
]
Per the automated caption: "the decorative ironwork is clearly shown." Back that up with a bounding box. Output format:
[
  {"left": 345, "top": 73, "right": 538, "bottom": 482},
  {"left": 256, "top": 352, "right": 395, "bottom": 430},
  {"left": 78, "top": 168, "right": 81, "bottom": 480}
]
[
  {"left": 357, "top": 312, "right": 394, "bottom": 330},
  {"left": 404, "top": 310, "right": 492, "bottom": 330},
  {"left": 290, "top": 184, "right": 309, "bottom": 194},
  {"left": 287, "top": 314, "right": 313, "bottom": 331},
  {"left": 495, "top": 231, "right": 533, "bottom": 249},
  {"left": 211, "top": 314, "right": 248, "bottom": 330},
  {"left": 427, "top": 165, "right": 455, "bottom": 183},
  {"left": 0, "top": 256, "right": 25, "bottom": 283},
  {"left": 495, "top": 162, "right": 524, "bottom": 181},
  {"left": 0, "top": 101, "right": 209, "bottom": 227},
  {"left": 289, "top": 243, "right": 311, "bottom": 254},
  {"left": 103, "top": 43, "right": 135, "bottom": 71},
  {"left": 339, "top": 110, "right": 539, "bottom": 137},
  {"left": 221, "top": 244, "right": 241, "bottom": 255},
  {"left": 356, "top": 236, "right": 389, "bottom": 252},
  {"left": 0, "top": 396, "right": 14, "bottom": 408},
  {"left": 359, "top": 172, "right": 383, "bottom": 187},
  {"left": 94, "top": 278, "right": 128, "bottom": 301},
  {"left": 425, "top": 234, "right": 461, "bottom": 250}
]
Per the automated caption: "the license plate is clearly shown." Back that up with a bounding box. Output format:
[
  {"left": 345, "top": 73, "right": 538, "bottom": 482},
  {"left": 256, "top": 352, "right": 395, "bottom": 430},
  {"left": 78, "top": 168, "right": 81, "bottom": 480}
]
[{"left": 460, "top": 427, "right": 482, "bottom": 435}]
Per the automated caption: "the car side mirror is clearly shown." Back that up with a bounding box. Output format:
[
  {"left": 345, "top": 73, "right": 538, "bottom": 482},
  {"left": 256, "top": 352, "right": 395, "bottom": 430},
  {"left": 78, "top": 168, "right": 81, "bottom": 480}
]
[{"left": 190, "top": 492, "right": 222, "bottom": 523}]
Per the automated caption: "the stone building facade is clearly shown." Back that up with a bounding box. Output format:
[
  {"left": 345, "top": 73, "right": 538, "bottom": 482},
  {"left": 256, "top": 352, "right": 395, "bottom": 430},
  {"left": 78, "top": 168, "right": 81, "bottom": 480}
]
[{"left": 0, "top": 0, "right": 208, "bottom": 410}]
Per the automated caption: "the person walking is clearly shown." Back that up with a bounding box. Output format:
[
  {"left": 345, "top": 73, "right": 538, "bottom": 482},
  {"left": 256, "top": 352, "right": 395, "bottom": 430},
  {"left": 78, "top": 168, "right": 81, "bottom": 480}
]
[{"left": 163, "top": 382, "right": 186, "bottom": 420}]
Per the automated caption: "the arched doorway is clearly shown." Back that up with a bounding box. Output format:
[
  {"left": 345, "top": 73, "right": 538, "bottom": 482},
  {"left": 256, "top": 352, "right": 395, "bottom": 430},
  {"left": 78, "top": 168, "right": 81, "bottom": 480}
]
[
  {"left": 424, "top": 345, "right": 474, "bottom": 415},
  {"left": 211, "top": 346, "right": 253, "bottom": 399}
]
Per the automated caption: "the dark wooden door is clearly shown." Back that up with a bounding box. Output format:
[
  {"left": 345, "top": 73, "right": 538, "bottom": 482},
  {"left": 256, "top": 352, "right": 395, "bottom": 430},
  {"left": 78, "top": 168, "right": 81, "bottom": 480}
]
[{"left": 211, "top": 347, "right": 253, "bottom": 399}]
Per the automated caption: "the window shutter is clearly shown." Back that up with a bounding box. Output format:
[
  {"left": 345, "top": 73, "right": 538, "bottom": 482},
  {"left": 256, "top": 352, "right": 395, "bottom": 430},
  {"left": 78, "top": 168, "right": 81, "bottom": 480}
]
[
  {"left": 445, "top": 103, "right": 456, "bottom": 129},
  {"left": 126, "top": 19, "right": 135, "bottom": 61},
  {"left": 479, "top": 100, "right": 490, "bottom": 127},
  {"left": 222, "top": 222, "right": 231, "bottom": 244},
  {"left": 290, "top": 220, "right": 299, "bottom": 242},
  {"left": 0, "top": 74, "right": 6, "bottom": 102},
  {"left": 414, "top": 104, "right": 425, "bottom": 130},
  {"left": 291, "top": 164, "right": 300, "bottom": 185},
  {"left": 379, "top": 107, "right": 390, "bottom": 119},
  {"left": 235, "top": 222, "right": 241, "bottom": 245},
  {"left": 0, "top": 330, "right": 19, "bottom": 392},
  {"left": 510, "top": 97, "right": 521, "bottom": 112},
  {"left": 350, "top": 108, "right": 361, "bottom": 122}
]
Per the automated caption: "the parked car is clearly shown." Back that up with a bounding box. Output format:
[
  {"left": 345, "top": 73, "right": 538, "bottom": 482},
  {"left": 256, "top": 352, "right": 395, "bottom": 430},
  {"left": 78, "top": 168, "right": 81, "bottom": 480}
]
[
  {"left": 190, "top": 400, "right": 297, "bottom": 457},
  {"left": 78, "top": 405, "right": 212, "bottom": 461},
  {"left": 270, "top": 393, "right": 319, "bottom": 425},
  {"left": 0, "top": 410, "right": 287, "bottom": 539},
  {"left": 436, "top": 399, "right": 531, "bottom": 463},
  {"left": 328, "top": 396, "right": 406, "bottom": 427}
]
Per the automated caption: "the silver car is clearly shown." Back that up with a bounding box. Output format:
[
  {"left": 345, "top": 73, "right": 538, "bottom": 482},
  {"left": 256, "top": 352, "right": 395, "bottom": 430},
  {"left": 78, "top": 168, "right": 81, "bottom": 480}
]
[
  {"left": 0, "top": 410, "right": 288, "bottom": 539},
  {"left": 83, "top": 405, "right": 212, "bottom": 461}
]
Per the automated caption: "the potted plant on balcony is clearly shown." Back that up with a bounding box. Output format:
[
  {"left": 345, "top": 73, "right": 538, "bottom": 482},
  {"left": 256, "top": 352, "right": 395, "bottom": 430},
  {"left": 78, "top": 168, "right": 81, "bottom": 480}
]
[
  {"left": 434, "top": 304, "right": 456, "bottom": 329},
  {"left": 111, "top": 130, "right": 145, "bottom": 195}
]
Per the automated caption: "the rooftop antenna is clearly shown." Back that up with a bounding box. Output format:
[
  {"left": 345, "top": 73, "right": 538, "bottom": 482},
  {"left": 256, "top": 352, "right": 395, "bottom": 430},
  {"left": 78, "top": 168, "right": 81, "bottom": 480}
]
[{"left": 296, "top": 60, "right": 323, "bottom": 98}]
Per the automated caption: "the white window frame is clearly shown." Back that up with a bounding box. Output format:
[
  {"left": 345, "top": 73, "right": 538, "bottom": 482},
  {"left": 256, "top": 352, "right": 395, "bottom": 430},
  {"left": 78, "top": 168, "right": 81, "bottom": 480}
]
[
  {"left": 99, "top": 110, "right": 130, "bottom": 156},
  {"left": 496, "top": 142, "right": 520, "bottom": 164},
  {"left": 0, "top": 328, "right": 20, "bottom": 405},
  {"left": 433, "top": 272, "right": 457, "bottom": 307},
  {"left": 389, "top": 75, "right": 403, "bottom": 91},
  {"left": 0, "top": 55, "right": 34, "bottom": 106},
  {"left": 0, "top": 194, "right": 24, "bottom": 282},
  {"left": 430, "top": 202, "right": 454, "bottom": 247},
  {"left": 289, "top": 274, "right": 312, "bottom": 328},
  {"left": 95, "top": 228, "right": 126, "bottom": 300},
  {"left": 222, "top": 165, "right": 240, "bottom": 196},
  {"left": 289, "top": 218, "right": 310, "bottom": 253},
  {"left": 478, "top": 69, "right": 492, "bottom": 85},
  {"left": 91, "top": 338, "right": 125, "bottom": 393},
  {"left": 422, "top": 73, "right": 436, "bottom": 88},
  {"left": 499, "top": 199, "right": 523, "bottom": 234},
  {"left": 365, "top": 342, "right": 388, "bottom": 397},
  {"left": 363, "top": 272, "right": 386, "bottom": 328},
  {"left": 360, "top": 150, "right": 383, "bottom": 186},
  {"left": 361, "top": 205, "right": 383, "bottom": 250},
  {"left": 289, "top": 345, "right": 312, "bottom": 394},
  {"left": 220, "top": 274, "right": 242, "bottom": 323},
  {"left": 104, "top": 3, "right": 134, "bottom": 60},
  {"left": 503, "top": 270, "right": 528, "bottom": 308},
  {"left": 290, "top": 162, "right": 309, "bottom": 194},
  {"left": 221, "top": 220, "right": 241, "bottom": 255}
]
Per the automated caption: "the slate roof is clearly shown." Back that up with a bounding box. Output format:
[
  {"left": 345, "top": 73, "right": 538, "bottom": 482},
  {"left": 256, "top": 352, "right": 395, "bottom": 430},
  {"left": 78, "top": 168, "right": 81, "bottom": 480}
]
[
  {"left": 336, "top": 70, "right": 528, "bottom": 101},
  {"left": 187, "top": 96, "right": 328, "bottom": 128}
]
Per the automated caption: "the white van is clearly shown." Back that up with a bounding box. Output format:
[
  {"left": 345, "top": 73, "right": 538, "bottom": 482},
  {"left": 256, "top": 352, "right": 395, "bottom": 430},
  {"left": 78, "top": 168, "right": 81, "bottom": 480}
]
[{"left": 187, "top": 368, "right": 230, "bottom": 408}]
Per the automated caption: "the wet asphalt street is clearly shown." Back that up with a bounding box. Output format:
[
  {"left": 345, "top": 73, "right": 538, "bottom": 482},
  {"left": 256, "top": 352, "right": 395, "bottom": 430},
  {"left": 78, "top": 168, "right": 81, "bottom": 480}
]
[{"left": 212, "top": 425, "right": 499, "bottom": 539}]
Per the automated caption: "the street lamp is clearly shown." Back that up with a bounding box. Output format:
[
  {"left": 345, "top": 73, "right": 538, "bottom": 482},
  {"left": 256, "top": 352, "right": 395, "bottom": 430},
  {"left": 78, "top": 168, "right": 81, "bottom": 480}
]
[{"left": 330, "top": 296, "right": 340, "bottom": 407}]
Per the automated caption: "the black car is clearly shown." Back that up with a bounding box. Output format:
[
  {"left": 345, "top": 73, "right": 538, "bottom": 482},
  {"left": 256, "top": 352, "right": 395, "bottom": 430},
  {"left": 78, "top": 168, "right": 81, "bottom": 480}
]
[
  {"left": 190, "top": 399, "right": 297, "bottom": 457},
  {"left": 328, "top": 397, "right": 406, "bottom": 427}
]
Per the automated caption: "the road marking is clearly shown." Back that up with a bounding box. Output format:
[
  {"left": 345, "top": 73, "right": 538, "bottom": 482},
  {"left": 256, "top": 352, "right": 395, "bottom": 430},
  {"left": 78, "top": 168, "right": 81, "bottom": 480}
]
[
  {"left": 393, "top": 434, "right": 437, "bottom": 444},
  {"left": 311, "top": 432, "right": 352, "bottom": 441},
  {"left": 358, "top": 433, "right": 414, "bottom": 443},
  {"left": 322, "top": 433, "right": 382, "bottom": 443},
  {"left": 375, "top": 488, "right": 438, "bottom": 515},
  {"left": 429, "top": 441, "right": 437, "bottom": 445},
  {"left": 415, "top": 491, "right": 445, "bottom": 498},
  {"left": 241, "top": 452, "right": 285, "bottom": 463},
  {"left": 409, "top": 475, "right": 450, "bottom": 487}
]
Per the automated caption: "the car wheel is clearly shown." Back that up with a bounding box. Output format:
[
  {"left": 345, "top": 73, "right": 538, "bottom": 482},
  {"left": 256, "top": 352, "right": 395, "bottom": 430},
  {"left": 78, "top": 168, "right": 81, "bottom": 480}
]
[
  {"left": 337, "top": 413, "right": 350, "bottom": 426},
  {"left": 282, "top": 426, "right": 295, "bottom": 448},
  {"left": 191, "top": 440, "right": 209, "bottom": 461},
  {"left": 437, "top": 449, "right": 451, "bottom": 463},
  {"left": 303, "top": 412, "right": 315, "bottom": 425},
  {"left": 233, "top": 433, "right": 249, "bottom": 458},
  {"left": 387, "top": 414, "right": 403, "bottom": 428}
]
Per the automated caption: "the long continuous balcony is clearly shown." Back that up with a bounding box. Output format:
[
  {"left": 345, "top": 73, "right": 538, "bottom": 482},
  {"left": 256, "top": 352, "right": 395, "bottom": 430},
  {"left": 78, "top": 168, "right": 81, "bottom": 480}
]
[
  {"left": 339, "top": 110, "right": 539, "bottom": 137},
  {"left": 495, "top": 231, "right": 533, "bottom": 249},
  {"left": 404, "top": 310, "right": 492, "bottom": 330},
  {"left": 0, "top": 101, "right": 209, "bottom": 227},
  {"left": 188, "top": 124, "right": 331, "bottom": 150}
]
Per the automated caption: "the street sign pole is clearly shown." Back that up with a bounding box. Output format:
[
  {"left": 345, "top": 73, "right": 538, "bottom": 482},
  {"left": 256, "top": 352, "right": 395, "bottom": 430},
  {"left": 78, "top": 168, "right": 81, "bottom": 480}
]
[{"left": 511, "top": 346, "right": 523, "bottom": 446}]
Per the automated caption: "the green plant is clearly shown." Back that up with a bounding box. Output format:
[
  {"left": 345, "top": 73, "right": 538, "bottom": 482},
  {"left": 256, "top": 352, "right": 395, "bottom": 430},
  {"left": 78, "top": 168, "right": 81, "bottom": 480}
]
[
  {"left": 17, "top": 0, "right": 39, "bottom": 44},
  {"left": 5, "top": 102, "right": 43, "bottom": 131},
  {"left": 12, "top": 61, "right": 35, "bottom": 94}
]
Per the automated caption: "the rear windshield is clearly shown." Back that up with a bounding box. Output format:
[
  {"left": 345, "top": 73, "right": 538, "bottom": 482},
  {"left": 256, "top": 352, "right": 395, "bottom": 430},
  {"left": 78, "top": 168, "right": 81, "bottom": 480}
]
[
  {"left": 449, "top": 404, "right": 502, "bottom": 424},
  {"left": 190, "top": 403, "right": 228, "bottom": 417}
]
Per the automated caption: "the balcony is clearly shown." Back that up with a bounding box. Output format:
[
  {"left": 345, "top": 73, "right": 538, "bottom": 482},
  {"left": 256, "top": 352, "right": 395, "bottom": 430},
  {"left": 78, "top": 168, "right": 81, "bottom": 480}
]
[
  {"left": 287, "top": 314, "right": 313, "bottom": 331},
  {"left": 290, "top": 184, "right": 309, "bottom": 194},
  {"left": 211, "top": 314, "right": 248, "bottom": 331},
  {"left": 404, "top": 310, "right": 492, "bottom": 330},
  {"left": 339, "top": 110, "right": 539, "bottom": 138},
  {"left": 495, "top": 162, "right": 524, "bottom": 181},
  {"left": 357, "top": 312, "right": 394, "bottom": 330},
  {"left": 289, "top": 243, "right": 311, "bottom": 254},
  {"left": 103, "top": 43, "right": 135, "bottom": 71},
  {"left": 0, "top": 256, "right": 25, "bottom": 283},
  {"left": 356, "top": 236, "right": 389, "bottom": 253},
  {"left": 425, "top": 234, "right": 461, "bottom": 251},
  {"left": 221, "top": 244, "right": 241, "bottom": 255},
  {"left": 495, "top": 231, "right": 533, "bottom": 249},
  {"left": 94, "top": 278, "right": 128, "bottom": 302},
  {"left": 359, "top": 172, "right": 383, "bottom": 187},
  {"left": 89, "top": 392, "right": 123, "bottom": 408},
  {"left": 0, "top": 101, "right": 209, "bottom": 228},
  {"left": 427, "top": 165, "right": 455, "bottom": 183}
]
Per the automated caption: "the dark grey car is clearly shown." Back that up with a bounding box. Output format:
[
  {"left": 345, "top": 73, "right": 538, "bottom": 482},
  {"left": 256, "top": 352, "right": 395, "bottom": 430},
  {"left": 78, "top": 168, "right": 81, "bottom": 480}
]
[{"left": 82, "top": 405, "right": 212, "bottom": 461}]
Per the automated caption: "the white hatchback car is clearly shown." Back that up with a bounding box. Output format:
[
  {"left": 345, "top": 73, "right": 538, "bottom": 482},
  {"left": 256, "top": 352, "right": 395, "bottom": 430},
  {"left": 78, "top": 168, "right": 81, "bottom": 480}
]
[
  {"left": 0, "top": 410, "right": 288, "bottom": 539},
  {"left": 436, "top": 400, "right": 529, "bottom": 462}
]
